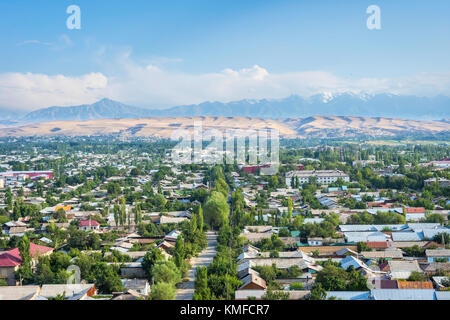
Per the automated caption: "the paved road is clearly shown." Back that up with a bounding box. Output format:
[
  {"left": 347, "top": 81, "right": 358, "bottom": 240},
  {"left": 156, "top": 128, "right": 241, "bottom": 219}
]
[{"left": 175, "top": 231, "right": 217, "bottom": 300}]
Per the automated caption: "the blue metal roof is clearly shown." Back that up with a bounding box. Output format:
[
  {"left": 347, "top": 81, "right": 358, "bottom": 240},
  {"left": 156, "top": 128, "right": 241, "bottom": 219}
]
[
  {"left": 326, "top": 291, "right": 372, "bottom": 300},
  {"left": 371, "top": 289, "right": 436, "bottom": 300},
  {"left": 423, "top": 228, "right": 450, "bottom": 239},
  {"left": 339, "top": 256, "right": 366, "bottom": 270},
  {"left": 391, "top": 232, "right": 423, "bottom": 241},
  {"left": 435, "top": 291, "right": 450, "bottom": 300},
  {"left": 344, "top": 231, "right": 388, "bottom": 243}
]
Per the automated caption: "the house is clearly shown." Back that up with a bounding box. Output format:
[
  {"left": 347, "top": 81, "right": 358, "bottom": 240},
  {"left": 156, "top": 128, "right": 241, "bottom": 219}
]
[
  {"left": 344, "top": 231, "right": 390, "bottom": 243},
  {"left": 397, "top": 281, "right": 433, "bottom": 289},
  {"left": 335, "top": 248, "right": 358, "bottom": 257},
  {"left": 326, "top": 291, "right": 372, "bottom": 300},
  {"left": 38, "top": 284, "right": 97, "bottom": 299},
  {"left": 122, "top": 279, "right": 150, "bottom": 296},
  {"left": 327, "top": 288, "right": 449, "bottom": 300},
  {"left": 339, "top": 256, "right": 368, "bottom": 271},
  {"left": 367, "top": 241, "right": 392, "bottom": 249},
  {"left": 304, "top": 218, "right": 324, "bottom": 224},
  {"left": 235, "top": 289, "right": 310, "bottom": 300},
  {"left": 112, "top": 289, "right": 147, "bottom": 300},
  {"left": 404, "top": 207, "right": 426, "bottom": 221},
  {"left": 108, "top": 262, "right": 145, "bottom": 278},
  {"left": 339, "top": 224, "right": 408, "bottom": 232},
  {"left": 388, "top": 260, "right": 421, "bottom": 279},
  {"left": 423, "top": 227, "right": 450, "bottom": 240},
  {"left": 164, "top": 230, "right": 182, "bottom": 242},
  {"left": 234, "top": 289, "right": 266, "bottom": 300},
  {"left": 238, "top": 273, "right": 267, "bottom": 290},
  {"left": 369, "top": 279, "right": 398, "bottom": 289},
  {"left": 431, "top": 276, "right": 450, "bottom": 290},
  {"left": 361, "top": 249, "right": 404, "bottom": 260},
  {"left": 159, "top": 216, "right": 188, "bottom": 224},
  {"left": 307, "top": 237, "right": 324, "bottom": 246},
  {"left": 0, "top": 286, "right": 41, "bottom": 300},
  {"left": 285, "top": 170, "right": 350, "bottom": 186},
  {"left": 391, "top": 232, "right": 423, "bottom": 242},
  {"left": 237, "top": 265, "right": 261, "bottom": 281},
  {"left": 0, "top": 243, "right": 54, "bottom": 285},
  {"left": 372, "top": 289, "right": 435, "bottom": 300},
  {"left": 158, "top": 240, "right": 174, "bottom": 251},
  {"left": 78, "top": 219, "right": 100, "bottom": 231},
  {"left": 425, "top": 249, "right": 450, "bottom": 262},
  {"left": 2, "top": 221, "right": 28, "bottom": 237},
  {"left": 421, "top": 262, "right": 450, "bottom": 275},
  {"left": 424, "top": 177, "right": 450, "bottom": 188}
]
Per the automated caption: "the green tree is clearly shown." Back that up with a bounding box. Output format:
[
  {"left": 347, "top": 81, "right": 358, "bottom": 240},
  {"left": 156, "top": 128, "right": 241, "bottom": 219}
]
[
  {"left": 152, "top": 260, "right": 181, "bottom": 285},
  {"left": 434, "top": 232, "right": 450, "bottom": 244},
  {"left": 92, "top": 262, "right": 123, "bottom": 294},
  {"left": 16, "top": 235, "right": 33, "bottom": 284},
  {"left": 357, "top": 242, "right": 372, "bottom": 253},
  {"left": 142, "top": 247, "right": 164, "bottom": 281},
  {"left": 120, "top": 197, "right": 126, "bottom": 227},
  {"left": 309, "top": 283, "right": 326, "bottom": 300},
  {"left": 193, "top": 266, "right": 210, "bottom": 300},
  {"left": 213, "top": 177, "right": 229, "bottom": 198},
  {"left": 426, "top": 213, "right": 445, "bottom": 224},
  {"left": 197, "top": 205, "right": 204, "bottom": 232},
  {"left": 151, "top": 282, "right": 176, "bottom": 300},
  {"left": 203, "top": 191, "right": 229, "bottom": 229},
  {"left": 408, "top": 271, "right": 428, "bottom": 282},
  {"left": 287, "top": 197, "right": 293, "bottom": 221},
  {"left": 174, "top": 235, "right": 185, "bottom": 272},
  {"left": 113, "top": 204, "right": 120, "bottom": 228},
  {"left": 268, "top": 176, "right": 279, "bottom": 189}
]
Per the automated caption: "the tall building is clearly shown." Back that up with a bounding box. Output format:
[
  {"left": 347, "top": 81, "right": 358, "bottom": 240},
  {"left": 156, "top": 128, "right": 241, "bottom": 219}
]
[{"left": 286, "top": 170, "right": 350, "bottom": 186}]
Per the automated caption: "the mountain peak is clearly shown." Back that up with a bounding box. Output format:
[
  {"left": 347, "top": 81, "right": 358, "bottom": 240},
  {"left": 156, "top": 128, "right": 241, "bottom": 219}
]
[{"left": 7, "top": 93, "right": 450, "bottom": 122}]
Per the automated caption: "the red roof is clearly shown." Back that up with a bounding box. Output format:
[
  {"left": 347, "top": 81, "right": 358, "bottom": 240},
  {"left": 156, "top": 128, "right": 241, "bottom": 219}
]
[
  {"left": 0, "top": 243, "right": 53, "bottom": 267},
  {"left": 397, "top": 281, "right": 433, "bottom": 289},
  {"left": 405, "top": 207, "right": 426, "bottom": 214},
  {"left": 367, "top": 241, "right": 390, "bottom": 249},
  {"left": 0, "top": 252, "right": 22, "bottom": 267},
  {"left": 79, "top": 220, "right": 100, "bottom": 227},
  {"left": 367, "top": 202, "right": 384, "bottom": 208}
]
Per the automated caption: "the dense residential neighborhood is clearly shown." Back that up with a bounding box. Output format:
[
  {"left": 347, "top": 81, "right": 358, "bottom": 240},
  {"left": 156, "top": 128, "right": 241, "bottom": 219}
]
[{"left": 0, "top": 137, "right": 448, "bottom": 300}]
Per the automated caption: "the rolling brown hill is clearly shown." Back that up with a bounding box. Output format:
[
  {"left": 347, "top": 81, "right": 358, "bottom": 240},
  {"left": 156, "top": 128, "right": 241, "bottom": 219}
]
[{"left": 0, "top": 116, "right": 448, "bottom": 139}]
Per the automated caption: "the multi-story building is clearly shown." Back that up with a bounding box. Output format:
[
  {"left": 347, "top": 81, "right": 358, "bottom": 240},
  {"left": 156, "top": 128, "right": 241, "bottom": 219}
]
[
  {"left": 0, "top": 171, "right": 54, "bottom": 180},
  {"left": 286, "top": 170, "right": 350, "bottom": 186}
]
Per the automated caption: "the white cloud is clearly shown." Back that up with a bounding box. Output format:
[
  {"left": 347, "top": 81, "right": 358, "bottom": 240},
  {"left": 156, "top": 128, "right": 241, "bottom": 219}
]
[
  {"left": 0, "top": 72, "right": 108, "bottom": 111},
  {"left": 16, "top": 34, "right": 73, "bottom": 51},
  {"left": 17, "top": 40, "right": 54, "bottom": 47},
  {"left": 1, "top": 53, "right": 450, "bottom": 111}
]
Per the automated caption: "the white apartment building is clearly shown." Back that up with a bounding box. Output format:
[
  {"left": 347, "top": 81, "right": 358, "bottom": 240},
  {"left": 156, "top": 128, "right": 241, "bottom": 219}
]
[{"left": 286, "top": 170, "right": 350, "bottom": 186}]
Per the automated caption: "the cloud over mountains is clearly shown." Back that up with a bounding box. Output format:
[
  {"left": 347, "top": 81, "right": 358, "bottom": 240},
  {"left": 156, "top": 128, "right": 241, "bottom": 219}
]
[{"left": 0, "top": 56, "right": 450, "bottom": 112}]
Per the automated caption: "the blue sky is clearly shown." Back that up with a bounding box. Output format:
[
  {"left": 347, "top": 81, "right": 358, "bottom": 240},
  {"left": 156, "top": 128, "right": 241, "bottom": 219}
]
[{"left": 0, "top": 0, "right": 449, "bottom": 110}]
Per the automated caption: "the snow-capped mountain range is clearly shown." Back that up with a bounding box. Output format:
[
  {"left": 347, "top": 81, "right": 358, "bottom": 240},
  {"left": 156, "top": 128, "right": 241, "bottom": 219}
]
[{"left": 1, "top": 92, "right": 449, "bottom": 122}]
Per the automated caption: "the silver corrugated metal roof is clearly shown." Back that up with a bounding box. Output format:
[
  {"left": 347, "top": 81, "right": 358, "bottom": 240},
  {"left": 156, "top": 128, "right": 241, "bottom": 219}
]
[
  {"left": 371, "top": 289, "right": 436, "bottom": 300},
  {"left": 326, "top": 291, "right": 372, "bottom": 300},
  {"left": 391, "top": 232, "right": 422, "bottom": 242}
]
